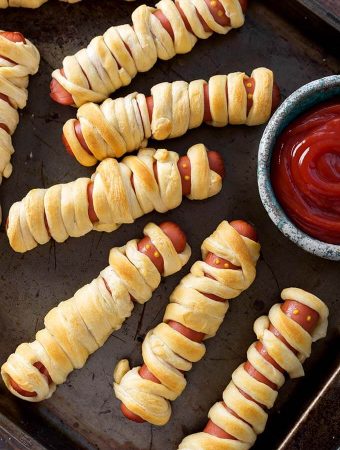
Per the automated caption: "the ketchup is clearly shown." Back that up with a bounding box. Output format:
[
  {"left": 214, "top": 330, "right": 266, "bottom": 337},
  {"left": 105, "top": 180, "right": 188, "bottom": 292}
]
[{"left": 271, "top": 98, "right": 340, "bottom": 244}]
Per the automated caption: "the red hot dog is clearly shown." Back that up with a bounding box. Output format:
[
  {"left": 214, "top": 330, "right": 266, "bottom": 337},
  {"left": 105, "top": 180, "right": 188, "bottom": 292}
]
[
  {"left": 8, "top": 361, "right": 53, "bottom": 397},
  {"left": 0, "top": 31, "right": 26, "bottom": 66},
  {"left": 137, "top": 221, "right": 187, "bottom": 274},
  {"left": 271, "top": 81, "right": 281, "bottom": 112},
  {"left": 204, "top": 420, "right": 237, "bottom": 440},
  {"left": 0, "top": 93, "right": 11, "bottom": 133},
  {"left": 50, "top": 69, "right": 74, "bottom": 106},
  {"left": 9, "top": 378, "right": 38, "bottom": 398},
  {"left": 0, "top": 31, "right": 26, "bottom": 44}
]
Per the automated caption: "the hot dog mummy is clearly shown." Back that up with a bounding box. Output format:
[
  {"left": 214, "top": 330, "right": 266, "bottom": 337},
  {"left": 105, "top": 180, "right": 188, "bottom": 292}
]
[
  {"left": 113, "top": 220, "right": 261, "bottom": 425},
  {"left": 50, "top": 0, "right": 247, "bottom": 108},
  {"left": 0, "top": 0, "right": 135, "bottom": 7},
  {"left": 0, "top": 0, "right": 80, "bottom": 7},
  {"left": 63, "top": 68, "right": 281, "bottom": 167},
  {"left": 178, "top": 287, "right": 329, "bottom": 450},
  {"left": 0, "top": 32, "right": 40, "bottom": 201},
  {"left": 1, "top": 221, "right": 191, "bottom": 401},
  {"left": 6, "top": 144, "right": 224, "bottom": 253}
]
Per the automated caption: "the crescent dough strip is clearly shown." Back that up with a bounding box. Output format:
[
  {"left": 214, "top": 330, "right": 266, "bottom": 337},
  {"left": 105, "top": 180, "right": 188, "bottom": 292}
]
[
  {"left": 1, "top": 222, "right": 191, "bottom": 402},
  {"left": 0, "top": 32, "right": 40, "bottom": 198},
  {"left": 113, "top": 221, "right": 261, "bottom": 425},
  {"left": 178, "top": 288, "right": 329, "bottom": 449},
  {"left": 7, "top": 143, "right": 223, "bottom": 253},
  {"left": 64, "top": 68, "right": 273, "bottom": 166},
  {"left": 51, "top": 0, "right": 245, "bottom": 107},
  {"left": 0, "top": 0, "right": 116, "bottom": 8}
]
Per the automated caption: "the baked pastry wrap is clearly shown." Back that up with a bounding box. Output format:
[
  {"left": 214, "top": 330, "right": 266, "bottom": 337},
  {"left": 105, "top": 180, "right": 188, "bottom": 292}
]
[
  {"left": 1, "top": 222, "right": 191, "bottom": 401},
  {"left": 114, "top": 220, "right": 261, "bottom": 425},
  {"left": 51, "top": 0, "right": 245, "bottom": 107},
  {"left": 63, "top": 68, "right": 274, "bottom": 166},
  {"left": 0, "top": 0, "right": 95, "bottom": 8},
  {"left": 7, "top": 144, "right": 223, "bottom": 252},
  {"left": 0, "top": 32, "right": 39, "bottom": 190},
  {"left": 178, "top": 287, "right": 329, "bottom": 449}
]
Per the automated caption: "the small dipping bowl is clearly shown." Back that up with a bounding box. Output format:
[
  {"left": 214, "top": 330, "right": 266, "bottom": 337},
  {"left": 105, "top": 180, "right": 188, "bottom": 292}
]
[{"left": 258, "top": 75, "right": 340, "bottom": 261}]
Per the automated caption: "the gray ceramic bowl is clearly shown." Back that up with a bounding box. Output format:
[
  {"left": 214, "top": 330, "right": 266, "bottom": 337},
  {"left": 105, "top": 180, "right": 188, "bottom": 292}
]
[{"left": 258, "top": 75, "right": 340, "bottom": 261}]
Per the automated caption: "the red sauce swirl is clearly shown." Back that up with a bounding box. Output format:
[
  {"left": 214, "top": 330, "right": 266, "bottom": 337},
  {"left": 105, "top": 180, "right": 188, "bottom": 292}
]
[{"left": 271, "top": 98, "right": 340, "bottom": 244}]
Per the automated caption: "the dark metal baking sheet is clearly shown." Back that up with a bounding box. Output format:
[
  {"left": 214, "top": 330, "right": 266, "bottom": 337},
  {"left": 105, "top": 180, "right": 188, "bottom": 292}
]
[
  {"left": 0, "top": 1, "right": 339, "bottom": 449},
  {"left": 263, "top": 0, "right": 340, "bottom": 55}
]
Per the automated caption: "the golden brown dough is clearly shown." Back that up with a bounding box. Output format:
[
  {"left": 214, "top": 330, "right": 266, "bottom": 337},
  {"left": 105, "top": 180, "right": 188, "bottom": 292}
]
[
  {"left": 113, "top": 221, "right": 261, "bottom": 425},
  {"left": 64, "top": 68, "right": 274, "bottom": 166},
  {"left": 6, "top": 144, "right": 223, "bottom": 253},
  {"left": 51, "top": 0, "right": 245, "bottom": 107},
  {"left": 0, "top": 0, "right": 101, "bottom": 8},
  {"left": 178, "top": 288, "right": 329, "bottom": 449},
  {"left": 1, "top": 222, "right": 191, "bottom": 402},
  {"left": 0, "top": 32, "right": 40, "bottom": 211}
]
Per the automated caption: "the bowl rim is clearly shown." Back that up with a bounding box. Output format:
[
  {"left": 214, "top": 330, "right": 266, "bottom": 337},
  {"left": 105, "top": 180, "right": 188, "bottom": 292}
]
[{"left": 258, "top": 74, "right": 340, "bottom": 261}]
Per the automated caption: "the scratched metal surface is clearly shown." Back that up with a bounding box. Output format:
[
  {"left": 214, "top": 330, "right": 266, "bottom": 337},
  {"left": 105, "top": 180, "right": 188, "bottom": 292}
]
[{"left": 0, "top": 1, "right": 339, "bottom": 449}]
